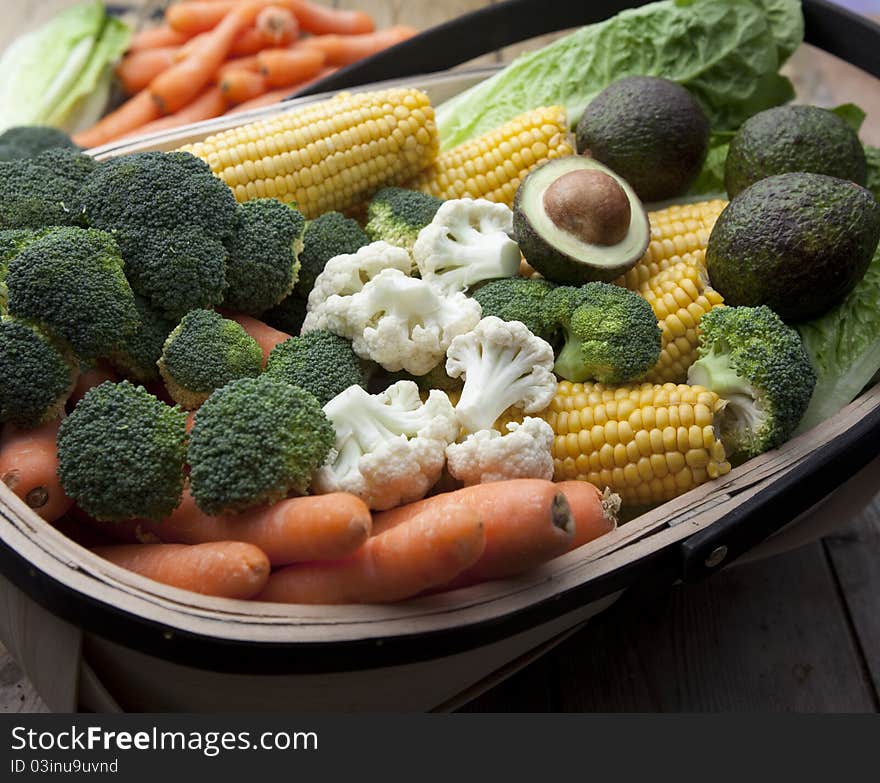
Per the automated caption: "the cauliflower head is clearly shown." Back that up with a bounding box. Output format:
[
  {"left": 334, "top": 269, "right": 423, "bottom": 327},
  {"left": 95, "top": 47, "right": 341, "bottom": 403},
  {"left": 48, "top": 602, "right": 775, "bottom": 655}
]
[
  {"left": 446, "top": 316, "right": 557, "bottom": 433},
  {"left": 303, "top": 241, "right": 412, "bottom": 332},
  {"left": 320, "top": 267, "right": 482, "bottom": 375},
  {"left": 312, "top": 381, "right": 459, "bottom": 510},
  {"left": 446, "top": 417, "right": 555, "bottom": 485},
  {"left": 413, "top": 198, "right": 522, "bottom": 294}
]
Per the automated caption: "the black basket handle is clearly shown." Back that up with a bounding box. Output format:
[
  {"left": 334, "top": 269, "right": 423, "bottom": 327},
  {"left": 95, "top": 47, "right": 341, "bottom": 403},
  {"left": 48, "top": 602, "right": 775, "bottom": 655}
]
[{"left": 293, "top": 0, "right": 880, "bottom": 99}]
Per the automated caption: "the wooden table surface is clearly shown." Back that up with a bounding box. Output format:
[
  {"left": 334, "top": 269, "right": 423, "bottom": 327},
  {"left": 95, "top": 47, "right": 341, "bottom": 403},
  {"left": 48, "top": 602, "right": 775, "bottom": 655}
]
[{"left": 2, "top": 0, "right": 880, "bottom": 713}]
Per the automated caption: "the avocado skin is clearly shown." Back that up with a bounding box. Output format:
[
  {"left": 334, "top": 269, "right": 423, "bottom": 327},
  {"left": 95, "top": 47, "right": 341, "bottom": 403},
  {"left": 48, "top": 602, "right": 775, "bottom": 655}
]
[
  {"left": 707, "top": 172, "right": 880, "bottom": 323},
  {"left": 725, "top": 105, "right": 868, "bottom": 197},
  {"left": 575, "top": 76, "right": 709, "bottom": 202},
  {"left": 512, "top": 159, "right": 650, "bottom": 285}
]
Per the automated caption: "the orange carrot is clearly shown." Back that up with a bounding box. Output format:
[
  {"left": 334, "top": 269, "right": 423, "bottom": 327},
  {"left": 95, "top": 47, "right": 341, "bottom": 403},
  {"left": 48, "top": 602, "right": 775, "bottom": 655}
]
[
  {"left": 68, "top": 363, "right": 117, "bottom": 409},
  {"left": 223, "top": 66, "right": 336, "bottom": 113},
  {"left": 256, "top": 47, "right": 324, "bottom": 88},
  {"left": 555, "top": 481, "right": 619, "bottom": 551},
  {"left": 256, "top": 500, "right": 483, "bottom": 604},
  {"left": 128, "top": 25, "right": 191, "bottom": 53},
  {"left": 220, "top": 68, "right": 268, "bottom": 104},
  {"left": 253, "top": 5, "right": 299, "bottom": 46},
  {"left": 373, "top": 479, "right": 575, "bottom": 585},
  {"left": 167, "top": 1, "right": 373, "bottom": 36},
  {"left": 224, "top": 313, "right": 290, "bottom": 364},
  {"left": 73, "top": 90, "right": 161, "bottom": 148},
  {"left": 92, "top": 542, "right": 271, "bottom": 599},
  {"left": 122, "top": 87, "right": 228, "bottom": 138},
  {"left": 116, "top": 46, "right": 178, "bottom": 95},
  {"left": 150, "top": 2, "right": 261, "bottom": 114},
  {"left": 301, "top": 26, "right": 417, "bottom": 67},
  {"left": 0, "top": 419, "right": 72, "bottom": 523},
  {"left": 85, "top": 490, "right": 371, "bottom": 566},
  {"left": 217, "top": 54, "right": 260, "bottom": 80}
]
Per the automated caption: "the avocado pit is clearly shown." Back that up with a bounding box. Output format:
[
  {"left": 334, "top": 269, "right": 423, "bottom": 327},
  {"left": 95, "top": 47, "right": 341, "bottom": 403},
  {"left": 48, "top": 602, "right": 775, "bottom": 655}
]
[{"left": 543, "top": 169, "right": 631, "bottom": 246}]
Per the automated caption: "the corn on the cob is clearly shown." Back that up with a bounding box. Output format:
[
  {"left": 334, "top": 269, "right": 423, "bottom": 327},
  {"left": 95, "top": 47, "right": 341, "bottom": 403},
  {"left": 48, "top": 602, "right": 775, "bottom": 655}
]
[
  {"left": 181, "top": 88, "right": 439, "bottom": 219},
  {"left": 409, "top": 106, "right": 574, "bottom": 207},
  {"left": 540, "top": 380, "right": 731, "bottom": 507},
  {"left": 616, "top": 200, "right": 728, "bottom": 383}
]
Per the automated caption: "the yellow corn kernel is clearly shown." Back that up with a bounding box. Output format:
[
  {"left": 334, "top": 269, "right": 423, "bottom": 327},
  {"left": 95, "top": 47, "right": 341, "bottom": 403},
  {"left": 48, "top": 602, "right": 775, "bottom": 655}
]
[
  {"left": 181, "top": 88, "right": 439, "bottom": 219},
  {"left": 409, "top": 106, "right": 574, "bottom": 207}
]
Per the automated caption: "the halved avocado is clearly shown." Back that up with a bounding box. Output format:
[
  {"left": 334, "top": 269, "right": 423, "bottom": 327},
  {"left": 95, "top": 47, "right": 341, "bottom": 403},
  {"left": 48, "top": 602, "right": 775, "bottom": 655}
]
[{"left": 513, "top": 156, "right": 650, "bottom": 284}]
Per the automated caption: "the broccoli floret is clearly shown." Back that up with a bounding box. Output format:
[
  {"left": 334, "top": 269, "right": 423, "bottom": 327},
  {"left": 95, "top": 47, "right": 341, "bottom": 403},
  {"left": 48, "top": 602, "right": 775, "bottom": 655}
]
[
  {"left": 364, "top": 187, "right": 443, "bottom": 252},
  {"left": 222, "top": 199, "right": 306, "bottom": 316},
  {"left": 545, "top": 283, "right": 661, "bottom": 384},
  {"left": 158, "top": 309, "right": 263, "bottom": 409},
  {"left": 0, "top": 148, "right": 96, "bottom": 229},
  {"left": 57, "top": 381, "right": 188, "bottom": 521},
  {"left": 0, "top": 229, "right": 48, "bottom": 312},
  {"left": 5, "top": 227, "right": 138, "bottom": 359},
  {"left": 0, "top": 126, "right": 80, "bottom": 162},
  {"left": 472, "top": 277, "right": 558, "bottom": 342},
  {"left": 295, "top": 211, "right": 370, "bottom": 300},
  {"left": 687, "top": 306, "right": 816, "bottom": 462},
  {"left": 0, "top": 316, "right": 77, "bottom": 427},
  {"left": 265, "top": 329, "right": 367, "bottom": 405},
  {"left": 117, "top": 227, "right": 228, "bottom": 322},
  {"left": 188, "top": 375, "right": 334, "bottom": 515},
  {"left": 262, "top": 293, "right": 308, "bottom": 335},
  {"left": 110, "top": 294, "right": 175, "bottom": 384},
  {"left": 79, "top": 151, "right": 237, "bottom": 239}
]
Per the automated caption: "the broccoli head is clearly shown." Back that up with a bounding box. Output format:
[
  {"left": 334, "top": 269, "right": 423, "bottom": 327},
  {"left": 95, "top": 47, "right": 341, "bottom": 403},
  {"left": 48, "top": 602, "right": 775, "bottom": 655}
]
[
  {"left": 265, "top": 329, "right": 367, "bottom": 405},
  {"left": 158, "top": 309, "right": 263, "bottom": 409},
  {"left": 262, "top": 293, "right": 308, "bottom": 335},
  {"left": 0, "top": 126, "right": 80, "bottom": 162},
  {"left": 364, "top": 187, "right": 443, "bottom": 252},
  {"left": 295, "top": 211, "right": 370, "bottom": 299},
  {"left": 545, "top": 283, "right": 661, "bottom": 384},
  {"left": 472, "top": 277, "right": 558, "bottom": 342},
  {"left": 188, "top": 375, "right": 334, "bottom": 515},
  {"left": 57, "top": 381, "right": 188, "bottom": 521},
  {"left": 687, "top": 305, "right": 816, "bottom": 462},
  {"left": 0, "top": 229, "right": 47, "bottom": 312},
  {"left": 110, "top": 294, "right": 176, "bottom": 384},
  {"left": 223, "top": 199, "right": 306, "bottom": 316},
  {"left": 79, "top": 151, "right": 237, "bottom": 239},
  {"left": 5, "top": 227, "right": 139, "bottom": 359},
  {"left": 0, "top": 316, "right": 77, "bottom": 428},
  {"left": 117, "top": 227, "right": 228, "bottom": 322},
  {"left": 0, "top": 148, "right": 96, "bottom": 230}
]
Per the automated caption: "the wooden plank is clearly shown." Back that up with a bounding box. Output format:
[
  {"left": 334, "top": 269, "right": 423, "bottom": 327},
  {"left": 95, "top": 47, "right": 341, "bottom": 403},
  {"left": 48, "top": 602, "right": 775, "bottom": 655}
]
[
  {"left": 0, "top": 643, "right": 49, "bottom": 714},
  {"left": 824, "top": 496, "right": 880, "bottom": 695},
  {"left": 547, "top": 543, "right": 876, "bottom": 712}
]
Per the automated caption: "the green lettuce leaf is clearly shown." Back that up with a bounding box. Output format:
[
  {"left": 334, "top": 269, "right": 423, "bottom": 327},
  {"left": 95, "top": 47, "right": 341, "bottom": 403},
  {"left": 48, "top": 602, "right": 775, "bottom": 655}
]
[
  {"left": 831, "top": 103, "right": 866, "bottom": 132},
  {"left": 797, "top": 244, "right": 880, "bottom": 433},
  {"left": 436, "top": 0, "right": 802, "bottom": 150},
  {"left": 687, "top": 135, "right": 730, "bottom": 196},
  {"left": 0, "top": 1, "right": 130, "bottom": 133},
  {"left": 865, "top": 146, "right": 880, "bottom": 202}
]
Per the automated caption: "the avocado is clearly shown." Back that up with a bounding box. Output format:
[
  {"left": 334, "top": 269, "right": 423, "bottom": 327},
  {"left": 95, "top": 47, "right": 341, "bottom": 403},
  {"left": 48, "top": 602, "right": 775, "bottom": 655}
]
[
  {"left": 706, "top": 172, "right": 880, "bottom": 322},
  {"left": 575, "top": 76, "right": 709, "bottom": 202},
  {"left": 513, "top": 156, "right": 650, "bottom": 285},
  {"left": 724, "top": 105, "right": 868, "bottom": 197}
]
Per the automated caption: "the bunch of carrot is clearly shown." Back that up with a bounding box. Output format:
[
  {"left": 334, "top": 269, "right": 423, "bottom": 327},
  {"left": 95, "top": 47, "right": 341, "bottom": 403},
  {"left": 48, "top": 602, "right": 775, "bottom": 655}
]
[
  {"left": 73, "top": 0, "right": 418, "bottom": 149},
  {"left": 0, "top": 313, "right": 618, "bottom": 604}
]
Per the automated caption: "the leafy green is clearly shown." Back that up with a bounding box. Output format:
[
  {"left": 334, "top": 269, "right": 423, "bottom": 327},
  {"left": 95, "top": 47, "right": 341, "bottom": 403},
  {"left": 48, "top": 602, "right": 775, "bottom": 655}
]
[
  {"left": 688, "top": 133, "right": 732, "bottom": 196},
  {"left": 797, "top": 244, "right": 880, "bottom": 433},
  {"left": 831, "top": 103, "right": 866, "bottom": 133},
  {"left": 436, "top": 0, "right": 802, "bottom": 150},
  {"left": 0, "top": 1, "right": 131, "bottom": 134},
  {"left": 866, "top": 146, "right": 880, "bottom": 202}
]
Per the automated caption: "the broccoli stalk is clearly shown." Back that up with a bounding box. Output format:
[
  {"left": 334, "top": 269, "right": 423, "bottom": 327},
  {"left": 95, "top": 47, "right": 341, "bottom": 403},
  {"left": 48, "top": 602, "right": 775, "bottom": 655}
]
[
  {"left": 687, "top": 306, "right": 816, "bottom": 462},
  {"left": 545, "top": 283, "right": 661, "bottom": 384}
]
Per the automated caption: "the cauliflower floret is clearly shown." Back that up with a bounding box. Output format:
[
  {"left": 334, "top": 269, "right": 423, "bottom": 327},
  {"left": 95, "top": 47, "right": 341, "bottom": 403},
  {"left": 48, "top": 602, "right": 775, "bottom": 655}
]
[
  {"left": 312, "top": 381, "right": 459, "bottom": 510},
  {"left": 303, "top": 241, "right": 412, "bottom": 332},
  {"left": 413, "top": 198, "right": 522, "bottom": 294},
  {"left": 321, "top": 267, "right": 482, "bottom": 375},
  {"left": 446, "top": 316, "right": 556, "bottom": 433},
  {"left": 446, "top": 417, "right": 555, "bottom": 485}
]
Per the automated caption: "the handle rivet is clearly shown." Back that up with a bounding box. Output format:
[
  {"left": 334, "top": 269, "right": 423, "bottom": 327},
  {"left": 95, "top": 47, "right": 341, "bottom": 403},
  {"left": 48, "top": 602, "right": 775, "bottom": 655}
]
[{"left": 704, "top": 545, "right": 728, "bottom": 569}]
